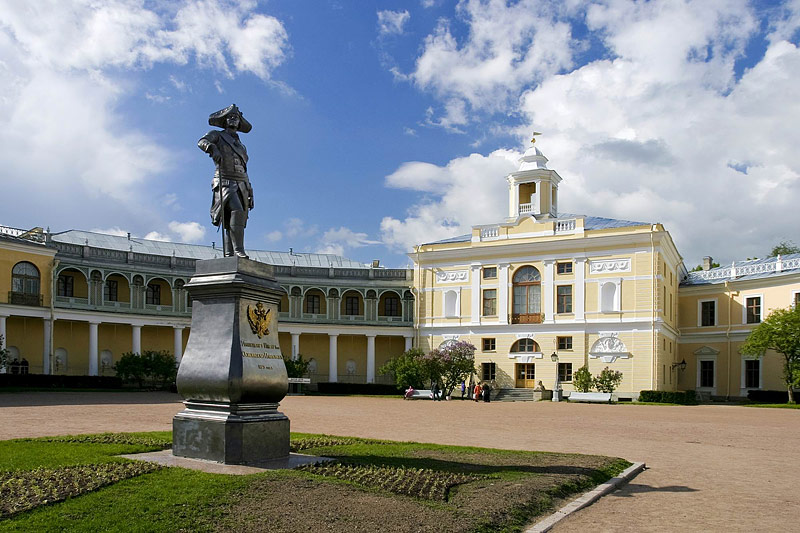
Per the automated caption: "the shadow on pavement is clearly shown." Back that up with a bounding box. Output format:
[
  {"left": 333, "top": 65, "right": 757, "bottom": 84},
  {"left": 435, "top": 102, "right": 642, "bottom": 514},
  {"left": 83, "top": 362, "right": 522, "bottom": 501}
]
[{"left": 0, "top": 391, "right": 181, "bottom": 407}]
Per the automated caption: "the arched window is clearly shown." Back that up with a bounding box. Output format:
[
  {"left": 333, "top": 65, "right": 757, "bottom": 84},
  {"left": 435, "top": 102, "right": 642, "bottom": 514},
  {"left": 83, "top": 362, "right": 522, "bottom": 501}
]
[
  {"left": 11, "top": 262, "right": 40, "bottom": 305},
  {"left": 146, "top": 282, "right": 161, "bottom": 305},
  {"left": 601, "top": 282, "right": 618, "bottom": 312},
  {"left": 444, "top": 290, "right": 458, "bottom": 317},
  {"left": 511, "top": 338, "right": 540, "bottom": 353},
  {"left": 512, "top": 266, "right": 541, "bottom": 324}
]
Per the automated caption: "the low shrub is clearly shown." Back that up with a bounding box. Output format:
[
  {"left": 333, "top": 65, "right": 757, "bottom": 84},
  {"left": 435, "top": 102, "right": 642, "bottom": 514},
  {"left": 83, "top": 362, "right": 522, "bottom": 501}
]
[
  {"left": 595, "top": 367, "right": 623, "bottom": 394},
  {"left": 0, "top": 374, "right": 122, "bottom": 389},
  {"left": 114, "top": 350, "right": 176, "bottom": 389},
  {"left": 747, "top": 389, "right": 791, "bottom": 404},
  {"left": 638, "top": 390, "right": 698, "bottom": 405},
  {"left": 572, "top": 366, "right": 594, "bottom": 393}
]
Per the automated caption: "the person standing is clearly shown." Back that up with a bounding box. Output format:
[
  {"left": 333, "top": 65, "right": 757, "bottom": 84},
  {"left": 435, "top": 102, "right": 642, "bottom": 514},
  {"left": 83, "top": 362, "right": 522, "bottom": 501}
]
[
  {"left": 483, "top": 382, "right": 492, "bottom": 403},
  {"left": 473, "top": 382, "right": 482, "bottom": 403},
  {"left": 460, "top": 381, "right": 466, "bottom": 400},
  {"left": 432, "top": 381, "right": 440, "bottom": 401}
]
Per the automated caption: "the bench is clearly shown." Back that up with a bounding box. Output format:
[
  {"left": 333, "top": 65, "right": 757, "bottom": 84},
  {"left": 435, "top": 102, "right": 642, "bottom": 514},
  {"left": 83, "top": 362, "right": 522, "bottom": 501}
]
[
  {"left": 568, "top": 392, "right": 613, "bottom": 403},
  {"left": 405, "top": 389, "right": 434, "bottom": 400}
]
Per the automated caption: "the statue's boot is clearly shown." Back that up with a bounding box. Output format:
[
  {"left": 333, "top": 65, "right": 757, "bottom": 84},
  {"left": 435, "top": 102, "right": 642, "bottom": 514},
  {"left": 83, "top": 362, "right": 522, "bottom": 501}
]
[
  {"left": 230, "top": 211, "right": 249, "bottom": 258},
  {"left": 222, "top": 227, "right": 233, "bottom": 257}
]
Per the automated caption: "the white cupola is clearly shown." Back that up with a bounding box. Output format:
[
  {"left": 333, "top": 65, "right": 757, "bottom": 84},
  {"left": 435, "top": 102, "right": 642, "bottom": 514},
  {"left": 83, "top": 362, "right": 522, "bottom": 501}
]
[{"left": 506, "top": 134, "right": 562, "bottom": 219}]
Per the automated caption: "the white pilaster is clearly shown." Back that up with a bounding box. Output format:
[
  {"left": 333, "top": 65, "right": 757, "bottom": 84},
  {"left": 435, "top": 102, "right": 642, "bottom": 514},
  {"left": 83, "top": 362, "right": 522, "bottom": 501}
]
[
  {"left": 404, "top": 335, "right": 413, "bottom": 352},
  {"left": 543, "top": 260, "right": 555, "bottom": 323},
  {"left": 510, "top": 183, "right": 519, "bottom": 217},
  {"left": 328, "top": 333, "right": 338, "bottom": 383},
  {"left": 89, "top": 322, "right": 99, "bottom": 376},
  {"left": 0, "top": 314, "right": 7, "bottom": 350},
  {"left": 132, "top": 325, "right": 142, "bottom": 354},
  {"left": 470, "top": 263, "right": 481, "bottom": 325},
  {"left": 42, "top": 319, "right": 52, "bottom": 375},
  {"left": 574, "top": 258, "right": 586, "bottom": 322},
  {"left": 366, "top": 335, "right": 376, "bottom": 384},
  {"left": 498, "top": 263, "right": 509, "bottom": 325},
  {"left": 291, "top": 333, "right": 301, "bottom": 361},
  {"left": 173, "top": 327, "right": 184, "bottom": 363}
]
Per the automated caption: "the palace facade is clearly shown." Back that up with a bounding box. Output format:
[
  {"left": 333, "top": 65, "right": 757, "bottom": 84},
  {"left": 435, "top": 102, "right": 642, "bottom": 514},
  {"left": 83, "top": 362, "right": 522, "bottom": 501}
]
[{"left": 2, "top": 143, "right": 797, "bottom": 399}]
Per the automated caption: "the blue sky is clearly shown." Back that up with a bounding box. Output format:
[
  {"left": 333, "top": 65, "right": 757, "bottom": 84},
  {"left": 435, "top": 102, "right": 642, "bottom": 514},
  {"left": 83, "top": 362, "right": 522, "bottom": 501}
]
[{"left": 1, "top": 0, "right": 798, "bottom": 268}]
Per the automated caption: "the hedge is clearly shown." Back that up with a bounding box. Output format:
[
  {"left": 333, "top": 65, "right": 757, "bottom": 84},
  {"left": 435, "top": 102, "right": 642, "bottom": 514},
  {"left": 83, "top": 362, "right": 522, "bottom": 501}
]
[
  {"left": 638, "top": 390, "right": 698, "bottom": 405},
  {"left": 0, "top": 374, "right": 122, "bottom": 389},
  {"left": 316, "top": 382, "right": 399, "bottom": 395},
  {"left": 747, "top": 390, "right": 791, "bottom": 403}
]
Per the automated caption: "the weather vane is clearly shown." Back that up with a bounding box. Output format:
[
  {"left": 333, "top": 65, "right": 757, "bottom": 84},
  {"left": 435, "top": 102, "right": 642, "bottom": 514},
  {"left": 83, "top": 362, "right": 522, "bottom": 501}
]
[{"left": 531, "top": 131, "right": 542, "bottom": 144}]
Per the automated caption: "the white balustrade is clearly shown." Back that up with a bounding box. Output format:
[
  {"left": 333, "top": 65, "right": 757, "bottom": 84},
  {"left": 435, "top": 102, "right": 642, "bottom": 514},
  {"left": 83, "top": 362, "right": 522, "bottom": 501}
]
[
  {"left": 480, "top": 226, "right": 499, "bottom": 239},
  {"left": 555, "top": 219, "right": 576, "bottom": 233},
  {"left": 519, "top": 203, "right": 532, "bottom": 214}
]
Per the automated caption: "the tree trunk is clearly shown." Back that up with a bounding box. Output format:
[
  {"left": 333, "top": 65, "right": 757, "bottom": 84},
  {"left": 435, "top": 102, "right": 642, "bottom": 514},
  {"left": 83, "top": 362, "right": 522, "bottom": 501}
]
[{"left": 788, "top": 383, "right": 795, "bottom": 404}]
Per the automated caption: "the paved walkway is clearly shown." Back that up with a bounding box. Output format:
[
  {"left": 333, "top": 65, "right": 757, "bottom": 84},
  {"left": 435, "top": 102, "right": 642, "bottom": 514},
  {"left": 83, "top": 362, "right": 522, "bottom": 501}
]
[{"left": 1, "top": 392, "right": 798, "bottom": 532}]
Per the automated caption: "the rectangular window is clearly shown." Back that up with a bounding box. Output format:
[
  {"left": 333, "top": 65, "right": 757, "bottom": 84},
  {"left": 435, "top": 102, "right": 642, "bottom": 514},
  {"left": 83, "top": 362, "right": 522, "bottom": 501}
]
[
  {"left": 482, "top": 362, "right": 496, "bottom": 381},
  {"left": 558, "top": 362, "right": 573, "bottom": 382},
  {"left": 146, "top": 284, "right": 160, "bottom": 305},
  {"left": 745, "top": 359, "right": 760, "bottom": 389},
  {"left": 556, "top": 286, "right": 573, "bottom": 313},
  {"left": 557, "top": 336, "right": 573, "bottom": 350},
  {"left": 104, "top": 280, "right": 118, "bottom": 302},
  {"left": 701, "top": 300, "right": 716, "bottom": 326},
  {"left": 482, "top": 338, "right": 496, "bottom": 352},
  {"left": 306, "top": 294, "right": 321, "bottom": 314},
  {"left": 345, "top": 296, "right": 359, "bottom": 315},
  {"left": 700, "top": 360, "right": 714, "bottom": 388},
  {"left": 746, "top": 297, "right": 761, "bottom": 324},
  {"left": 384, "top": 296, "right": 400, "bottom": 316},
  {"left": 57, "top": 275, "right": 73, "bottom": 297},
  {"left": 556, "top": 262, "right": 573, "bottom": 274},
  {"left": 482, "top": 267, "right": 497, "bottom": 279},
  {"left": 795, "top": 292, "right": 800, "bottom": 307},
  {"left": 482, "top": 289, "right": 497, "bottom": 316}
]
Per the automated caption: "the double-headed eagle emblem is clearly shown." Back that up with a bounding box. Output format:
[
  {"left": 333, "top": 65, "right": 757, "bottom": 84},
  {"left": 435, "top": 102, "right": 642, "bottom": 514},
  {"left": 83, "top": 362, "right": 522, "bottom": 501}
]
[{"left": 246, "top": 302, "right": 271, "bottom": 338}]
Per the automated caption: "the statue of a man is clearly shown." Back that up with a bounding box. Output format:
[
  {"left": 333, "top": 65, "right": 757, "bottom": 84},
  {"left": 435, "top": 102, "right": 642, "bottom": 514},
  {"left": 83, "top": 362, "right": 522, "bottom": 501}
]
[{"left": 198, "top": 104, "right": 254, "bottom": 258}]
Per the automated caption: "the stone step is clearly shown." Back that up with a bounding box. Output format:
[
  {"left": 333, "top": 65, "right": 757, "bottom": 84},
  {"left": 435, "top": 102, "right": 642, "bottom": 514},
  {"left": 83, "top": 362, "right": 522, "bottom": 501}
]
[{"left": 494, "top": 388, "right": 537, "bottom": 402}]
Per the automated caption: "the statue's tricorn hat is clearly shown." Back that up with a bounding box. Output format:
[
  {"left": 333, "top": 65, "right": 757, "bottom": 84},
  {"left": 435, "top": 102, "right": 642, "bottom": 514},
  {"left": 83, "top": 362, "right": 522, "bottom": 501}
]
[{"left": 208, "top": 103, "right": 252, "bottom": 133}]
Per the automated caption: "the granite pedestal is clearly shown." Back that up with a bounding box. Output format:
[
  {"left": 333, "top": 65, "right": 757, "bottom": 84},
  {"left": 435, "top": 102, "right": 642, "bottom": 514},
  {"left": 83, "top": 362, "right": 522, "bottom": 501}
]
[{"left": 173, "top": 257, "right": 290, "bottom": 465}]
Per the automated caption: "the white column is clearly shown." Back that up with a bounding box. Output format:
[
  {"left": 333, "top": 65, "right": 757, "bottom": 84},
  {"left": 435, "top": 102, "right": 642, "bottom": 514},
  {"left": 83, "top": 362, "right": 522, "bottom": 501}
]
[
  {"left": 470, "top": 263, "right": 481, "bottom": 324},
  {"left": 291, "top": 333, "right": 301, "bottom": 361},
  {"left": 88, "top": 322, "right": 99, "bottom": 376},
  {"left": 173, "top": 326, "right": 184, "bottom": 363},
  {"left": 42, "top": 319, "right": 52, "bottom": 375},
  {"left": 543, "top": 260, "right": 555, "bottom": 323},
  {"left": 574, "top": 258, "right": 586, "bottom": 322},
  {"left": 498, "top": 263, "right": 509, "bottom": 325},
  {"left": 328, "top": 333, "right": 338, "bottom": 382},
  {"left": 366, "top": 335, "right": 376, "bottom": 384},
  {"left": 404, "top": 335, "right": 413, "bottom": 352},
  {"left": 0, "top": 314, "right": 7, "bottom": 350},
  {"left": 132, "top": 325, "right": 142, "bottom": 354}
]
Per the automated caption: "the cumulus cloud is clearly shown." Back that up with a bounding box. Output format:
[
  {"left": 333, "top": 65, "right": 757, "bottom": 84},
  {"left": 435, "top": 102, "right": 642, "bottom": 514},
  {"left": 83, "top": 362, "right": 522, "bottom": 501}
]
[
  {"left": 168, "top": 221, "right": 206, "bottom": 243},
  {"left": 317, "top": 227, "right": 381, "bottom": 256},
  {"left": 266, "top": 230, "right": 283, "bottom": 242},
  {"left": 377, "top": 10, "right": 410, "bottom": 36},
  {"left": 284, "top": 217, "right": 319, "bottom": 239},
  {"left": 0, "top": 0, "right": 289, "bottom": 235},
  {"left": 143, "top": 231, "right": 171, "bottom": 242},
  {"left": 385, "top": 0, "right": 800, "bottom": 266},
  {"left": 380, "top": 150, "right": 518, "bottom": 253}
]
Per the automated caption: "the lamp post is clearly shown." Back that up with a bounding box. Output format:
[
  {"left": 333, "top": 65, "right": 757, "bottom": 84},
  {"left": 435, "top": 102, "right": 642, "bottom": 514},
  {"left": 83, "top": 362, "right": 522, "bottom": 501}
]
[{"left": 551, "top": 352, "right": 562, "bottom": 402}]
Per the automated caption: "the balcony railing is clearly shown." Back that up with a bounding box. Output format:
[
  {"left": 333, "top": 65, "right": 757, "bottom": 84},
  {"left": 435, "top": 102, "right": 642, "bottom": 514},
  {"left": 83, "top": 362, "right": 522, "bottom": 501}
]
[
  {"left": 480, "top": 226, "right": 499, "bottom": 239},
  {"left": 555, "top": 219, "right": 576, "bottom": 233},
  {"left": 511, "top": 313, "right": 543, "bottom": 324},
  {"left": 8, "top": 292, "right": 43, "bottom": 306},
  {"left": 519, "top": 202, "right": 532, "bottom": 214}
]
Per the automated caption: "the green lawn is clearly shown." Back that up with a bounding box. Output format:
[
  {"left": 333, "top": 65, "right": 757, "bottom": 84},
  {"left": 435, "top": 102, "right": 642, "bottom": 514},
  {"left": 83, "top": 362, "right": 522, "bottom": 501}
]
[{"left": 0, "top": 432, "right": 630, "bottom": 532}]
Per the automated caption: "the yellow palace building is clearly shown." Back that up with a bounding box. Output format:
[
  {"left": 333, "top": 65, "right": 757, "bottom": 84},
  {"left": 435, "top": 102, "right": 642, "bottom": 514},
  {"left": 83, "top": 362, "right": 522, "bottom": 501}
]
[{"left": 1, "top": 143, "right": 798, "bottom": 399}]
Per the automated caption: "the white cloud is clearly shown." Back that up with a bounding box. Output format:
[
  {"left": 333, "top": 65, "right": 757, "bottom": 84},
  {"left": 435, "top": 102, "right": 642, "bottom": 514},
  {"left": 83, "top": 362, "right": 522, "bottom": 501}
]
[
  {"left": 316, "top": 226, "right": 381, "bottom": 257},
  {"left": 91, "top": 226, "right": 129, "bottom": 237},
  {"left": 284, "top": 217, "right": 318, "bottom": 239},
  {"left": 266, "top": 230, "right": 283, "bottom": 242},
  {"left": 168, "top": 221, "right": 206, "bottom": 243},
  {"left": 380, "top": 150, "right": 518, "bottom": 253},
  {"left": 377, "top": 10, "right": 410, "bottom": 36},
  {"left": 143, "top": 231, "right": 171, "bottom": 242}
]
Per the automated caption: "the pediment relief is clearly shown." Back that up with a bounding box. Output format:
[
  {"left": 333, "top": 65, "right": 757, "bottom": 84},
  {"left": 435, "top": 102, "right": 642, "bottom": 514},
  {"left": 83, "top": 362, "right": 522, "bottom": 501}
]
[
  {"left": 589, "top": 336, "right": 630, "bottom": 363},
  {"left": 694, "top": 346, "right": 720, "bottom": 356}
]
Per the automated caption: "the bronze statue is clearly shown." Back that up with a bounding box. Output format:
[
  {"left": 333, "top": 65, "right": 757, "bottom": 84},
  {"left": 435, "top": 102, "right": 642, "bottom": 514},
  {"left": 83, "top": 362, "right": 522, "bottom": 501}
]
[{"left": 198, "top": 104, "right": 254, "bottom": 258}]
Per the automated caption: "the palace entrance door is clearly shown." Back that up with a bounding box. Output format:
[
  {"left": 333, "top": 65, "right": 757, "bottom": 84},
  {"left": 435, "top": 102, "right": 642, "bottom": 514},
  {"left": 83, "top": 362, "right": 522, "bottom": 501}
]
[{"left": 515, "top": 363, "right": 536, "bottom": 388}]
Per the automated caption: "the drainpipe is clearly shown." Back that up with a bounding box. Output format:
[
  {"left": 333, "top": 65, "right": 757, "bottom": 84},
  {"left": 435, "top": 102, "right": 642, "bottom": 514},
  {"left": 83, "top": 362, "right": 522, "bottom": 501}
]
[
  {"left": 50, "top": 258, "right": 59, "bottom": 374},
  {"left": 414, "top": 247, "right": 421, "bottom": 348},
  {"left": 650, "top": 230, "right": 656, "bottom": 390}
]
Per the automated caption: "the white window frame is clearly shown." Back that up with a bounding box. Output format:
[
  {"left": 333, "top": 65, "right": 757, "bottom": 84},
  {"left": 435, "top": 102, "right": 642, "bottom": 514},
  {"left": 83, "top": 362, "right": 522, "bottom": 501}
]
[
  {"left": 695, "top": 347, "right": 718, "bottom": 395},
  {"left": 443, "top": 289, "right": 460, "bottom": 318},
  {"left": 555, "top": 282, "right": 573, "bottom": 314},
  {"left": 698, "top": 298, "right": 718, "bottom": 327},
  {"left": 792, "top": 290, "right": 800, "bottom": 309},
  {"left": 742, "top": 293, "right": 763, "bottom": 325},
  {"left": 740, "top": 357, "right": 762, "bottom": 396}
]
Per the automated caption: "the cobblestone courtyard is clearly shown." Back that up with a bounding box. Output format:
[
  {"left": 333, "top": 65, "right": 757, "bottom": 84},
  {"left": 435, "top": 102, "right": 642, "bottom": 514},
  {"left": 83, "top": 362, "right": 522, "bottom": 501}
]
[{"left": 1, "top": 392, "right": 797, "bottom": 532}]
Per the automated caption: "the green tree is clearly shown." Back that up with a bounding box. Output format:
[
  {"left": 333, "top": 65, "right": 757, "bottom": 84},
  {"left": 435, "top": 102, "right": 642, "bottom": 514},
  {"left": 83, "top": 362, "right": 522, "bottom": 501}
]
[
  {"left": 426, "top": 341, "right": 477, "bottom": 397},
  {"left": 770, "top": 241, "right": 800, "bottom": 257},
  {"left": 283, "top": 354, "right": 311, "bottom": 378},
  {"left": 690, "top": 262, "right": 720, "bottom": 272},
  {"left": 114, "top": 350, "right": 177, "bottom": 389},
  {"left": 740, "top": 306, "right": 800, "bottom": 404},
  {"left": 572, "top": 366, "right": 594, "bottom": 393},
  {"left": 379, "top": 348, "right": 428, "bottom": 390},
  {"left": 594, "top": 367, "right": 623, "bottom": 395}
]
